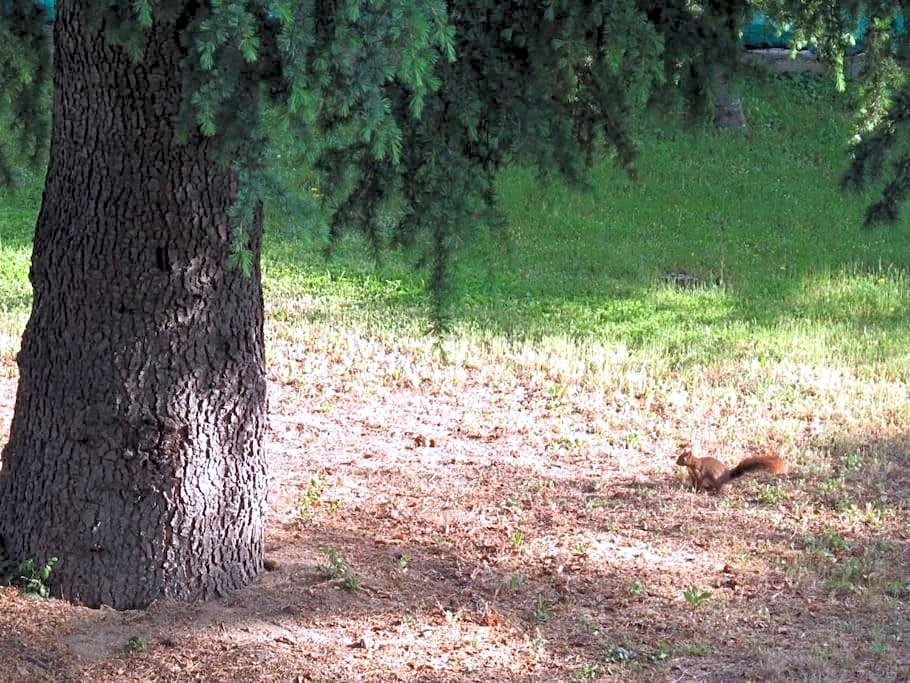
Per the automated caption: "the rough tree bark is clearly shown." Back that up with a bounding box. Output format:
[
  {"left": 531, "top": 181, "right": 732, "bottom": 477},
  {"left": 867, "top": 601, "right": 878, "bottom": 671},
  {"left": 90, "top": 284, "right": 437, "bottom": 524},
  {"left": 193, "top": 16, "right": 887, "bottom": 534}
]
[
  {"left": 710, "top": 62, "right": 749, "bottom": 132},
  {"left": 0, "top": 4, "right": 268, "bottom": 608}
]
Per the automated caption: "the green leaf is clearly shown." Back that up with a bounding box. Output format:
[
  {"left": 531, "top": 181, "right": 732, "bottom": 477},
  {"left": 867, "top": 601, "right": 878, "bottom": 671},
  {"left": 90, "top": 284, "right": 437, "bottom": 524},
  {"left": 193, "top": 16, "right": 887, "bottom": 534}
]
[
  {"left": 133, "top": 0, "right": 153, "bottom": 28},
  {"left": 239, "top": 37, "right": 259, "bottom": 64},
  {"left": 200, "top": 45, "right": 216, "bottom": 71}
]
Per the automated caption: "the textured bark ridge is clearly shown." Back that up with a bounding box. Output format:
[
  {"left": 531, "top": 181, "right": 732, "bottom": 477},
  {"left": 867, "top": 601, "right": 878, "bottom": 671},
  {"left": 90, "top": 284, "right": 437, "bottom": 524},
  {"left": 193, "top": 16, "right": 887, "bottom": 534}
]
[{"left": 0, "top": 5, "right": 268, "bottom": 608}]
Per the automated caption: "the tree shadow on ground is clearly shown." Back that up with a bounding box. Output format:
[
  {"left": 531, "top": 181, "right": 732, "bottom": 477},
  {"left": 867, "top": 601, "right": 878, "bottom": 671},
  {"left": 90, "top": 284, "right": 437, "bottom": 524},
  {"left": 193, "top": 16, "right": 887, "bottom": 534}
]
[{"left": 6, "top": 428, "right": 907, "bottom": 682}]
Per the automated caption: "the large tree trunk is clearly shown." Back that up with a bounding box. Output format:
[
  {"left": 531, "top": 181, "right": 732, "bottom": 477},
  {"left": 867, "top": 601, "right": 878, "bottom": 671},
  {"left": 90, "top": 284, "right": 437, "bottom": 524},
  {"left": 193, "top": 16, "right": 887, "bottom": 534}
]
[{"left": 0, "top": 4, "right": 268, "bottom": 609}]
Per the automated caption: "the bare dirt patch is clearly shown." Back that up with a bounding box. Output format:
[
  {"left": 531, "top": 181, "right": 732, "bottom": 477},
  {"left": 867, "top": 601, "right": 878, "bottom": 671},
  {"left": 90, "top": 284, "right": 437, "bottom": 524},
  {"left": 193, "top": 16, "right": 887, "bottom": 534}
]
[{"left": 0, "top": 333, "right": 908, "bottom": 682}]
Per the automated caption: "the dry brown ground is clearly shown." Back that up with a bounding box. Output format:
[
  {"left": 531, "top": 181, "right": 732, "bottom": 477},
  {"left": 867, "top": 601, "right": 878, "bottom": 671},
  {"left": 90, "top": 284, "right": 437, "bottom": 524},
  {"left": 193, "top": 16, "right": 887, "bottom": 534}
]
[{"left": 0, "top": 332, "right": 908, "bottom": 682}]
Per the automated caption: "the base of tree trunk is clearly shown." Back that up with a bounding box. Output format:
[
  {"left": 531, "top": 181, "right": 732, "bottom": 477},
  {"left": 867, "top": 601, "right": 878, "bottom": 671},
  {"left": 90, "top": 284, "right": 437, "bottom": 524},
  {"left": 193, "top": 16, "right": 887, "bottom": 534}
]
[
  {"left": 0, "top": 3, "right": 269, "bottom": 610},
  {"left": 710, "top": 62, "right": 749, "bottom": 133},
  {"left": 714, "top": 99, "right": 749, "bottom": 131}
]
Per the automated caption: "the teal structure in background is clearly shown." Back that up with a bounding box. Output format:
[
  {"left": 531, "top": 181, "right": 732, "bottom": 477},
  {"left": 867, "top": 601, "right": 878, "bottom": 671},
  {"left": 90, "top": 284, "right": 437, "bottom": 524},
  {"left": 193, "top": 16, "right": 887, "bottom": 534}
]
[
  {"left": 3, "top": 3, "right": 903, "bottom": 52},
  {"left": 742, "top": 13, "right": 796, "bottom": 49},
  {"left": 36, "top": 0, "right": 53, "bottom": 20},
  {"left": 0, "top": 0, "right": 54, "bottom": 20},
  {"left": 742, "top": 12, "right": 906, "bottom": 51}
]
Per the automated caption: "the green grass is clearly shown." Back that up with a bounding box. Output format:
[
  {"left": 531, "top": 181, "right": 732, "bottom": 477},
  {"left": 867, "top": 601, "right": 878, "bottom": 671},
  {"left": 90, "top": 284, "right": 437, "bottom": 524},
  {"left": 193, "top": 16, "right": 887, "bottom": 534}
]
[
  {"left": 264, "top": 69, "right": 910, "bottom": 381},
  {"left": 0, "top": 179, "right": 40, "bottom": 357},
  {"left": 1, "top": 69, "right": 909, "bottom": 380}
]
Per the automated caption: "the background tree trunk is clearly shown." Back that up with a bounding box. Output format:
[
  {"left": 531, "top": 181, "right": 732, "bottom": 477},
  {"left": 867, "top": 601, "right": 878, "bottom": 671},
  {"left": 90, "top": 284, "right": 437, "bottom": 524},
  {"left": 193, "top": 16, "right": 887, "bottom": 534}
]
[
  {"left": 0, "top": 4, "right": 268, "bottom": 609},
  {"left": 710, "top": 62, "right": 749, "bottom": 131}
]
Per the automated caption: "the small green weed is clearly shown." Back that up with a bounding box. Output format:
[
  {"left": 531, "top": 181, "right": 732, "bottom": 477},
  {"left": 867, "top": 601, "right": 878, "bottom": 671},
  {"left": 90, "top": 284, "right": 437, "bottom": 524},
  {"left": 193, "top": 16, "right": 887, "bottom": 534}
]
[
  {"left": 5, "top": 556, "right": 57, "bottom": 599},
  {"left": 819, "top": 477, "right": 842, "bottom": 496},
  {"left": 297, "top": 473, "right": 326, "bottom": 521},
  {"left": 884, "top": 579, "right": 909, "bottom": 598},
  {"left": 316, "top": 545, "right": 348, "bottom": 578},
  {"left": 843, "top": 451, "right": 863, "bottom": 472},
  {"left": 837, "top": 500, "right": 893, "bottom": 528},
  {"left": 803, "top": 528, "right": 850, "bottom": 559},
  {"left": 573, "top": 539, "right": 591, "bottom": 555},
  {"left": 871, "top": 638, "right": 889, "bottom": 658},
  {"left": 760, "top": 483, "right": 784, "bottom": 505},
  {"left": 835, "top": 498, "right": 859, "bottom": 514},
  {"left": 679, "top": 642, "right": 710, "bottom": 656},
  {"left": 547, "top": 382, "right": 568, "bottom": 401},
  {"left": 510, "top": 531, "right": 525, "bottom": 549},
  {"left": 799, "top": 530, "right": 888, "bottom": 597},
  {"left": 123, "top": 635, "right": 149, "bottom": 654},
  {"left": 628, "top": 579, "right": 646, "bottom": 597},
  {"left": 584, "top": 496, "right": 610, "bottom": 511},
  {"left": 570, "top": 664, "right": 599, "bottom": 681},
  {"left": 342, "top": 575, "right": 363, "bottom": 591},
  {"left": 827, "top": 556, "right": 866, "bottom": 595},
  {"left": 316, "top": 545, "right": 361, "bottom": 589},
  {"left": 682, "top": 586, "right": 712, "bottom": 608},
  {"left": 603, "top": 642, "right": 670, "bottom": 670},
  {"left": 533, "top": 594, "right": 552, "bottom": 622}
]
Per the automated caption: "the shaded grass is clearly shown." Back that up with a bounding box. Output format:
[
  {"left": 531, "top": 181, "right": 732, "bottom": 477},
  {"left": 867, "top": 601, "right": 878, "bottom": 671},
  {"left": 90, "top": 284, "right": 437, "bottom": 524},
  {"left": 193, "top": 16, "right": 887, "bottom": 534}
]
[
  {"left": 261, "top": 70, "right": 910, "bottom": 382},
  {"left": 0, "top": 70, "right": 909, "bottom": 380}
]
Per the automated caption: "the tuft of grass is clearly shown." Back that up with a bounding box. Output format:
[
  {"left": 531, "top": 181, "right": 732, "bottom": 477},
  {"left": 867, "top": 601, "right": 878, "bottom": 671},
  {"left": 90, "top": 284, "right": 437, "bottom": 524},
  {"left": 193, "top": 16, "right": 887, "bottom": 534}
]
[
  {"left": 760, "top": 483, "right": 785, "bottom": 506},
  {"left": 796, "top": 528, "right": 905, "bottom": 598},
  {"left": 509, "top": 530, "right": 525, "bottom": 550},
  {"left": 123, "top": 635, "right": 149, "bottom": 654},
  {"left": 532, "top": 594, "right": 552, "bottom": 622},
  {"left": 627, "top": 579, "right": 646, "bottom": 597}
]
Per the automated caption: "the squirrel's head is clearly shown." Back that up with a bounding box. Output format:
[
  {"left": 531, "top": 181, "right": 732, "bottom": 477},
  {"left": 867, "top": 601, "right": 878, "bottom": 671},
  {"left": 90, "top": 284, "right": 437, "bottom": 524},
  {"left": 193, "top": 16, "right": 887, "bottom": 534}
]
[{"left": 675, "top": 445, "right": 694, "bottom": 466}]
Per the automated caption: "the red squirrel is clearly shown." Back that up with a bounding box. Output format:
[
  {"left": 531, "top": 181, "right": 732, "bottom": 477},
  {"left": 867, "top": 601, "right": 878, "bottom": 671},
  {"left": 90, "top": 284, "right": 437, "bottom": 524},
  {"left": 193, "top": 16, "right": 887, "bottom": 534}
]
[{"left": 676, "top": 444, "right": 788, "bottom": 493}]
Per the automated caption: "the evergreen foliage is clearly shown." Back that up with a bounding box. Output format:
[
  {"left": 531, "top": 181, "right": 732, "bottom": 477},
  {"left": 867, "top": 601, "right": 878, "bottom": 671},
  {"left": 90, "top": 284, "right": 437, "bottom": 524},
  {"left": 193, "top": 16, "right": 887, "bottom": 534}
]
[
  {"left": 762, "top": 0, "right": 910, "bottom": 224},
  {"left": 0, "top": 0, "right": 50, "bottom": 186},
  {"left": 0, "top": 1, "right": 909, "bottom": 316}
]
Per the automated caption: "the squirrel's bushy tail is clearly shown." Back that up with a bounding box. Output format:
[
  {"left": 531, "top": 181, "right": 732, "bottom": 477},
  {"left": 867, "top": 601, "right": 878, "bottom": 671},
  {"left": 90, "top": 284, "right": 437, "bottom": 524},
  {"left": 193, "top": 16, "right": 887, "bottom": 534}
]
[{"left": 719, "top": 456, "right": 788, "bottom": 486}]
